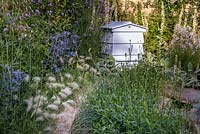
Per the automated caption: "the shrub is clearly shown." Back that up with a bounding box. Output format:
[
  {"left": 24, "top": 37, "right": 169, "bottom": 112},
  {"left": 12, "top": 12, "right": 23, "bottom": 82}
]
[
  {"left": 167, "top": 24, "right": 200, "bottom": 71},
  {"left": 73, "top": 63, "right": 189, "bottom": 133}
]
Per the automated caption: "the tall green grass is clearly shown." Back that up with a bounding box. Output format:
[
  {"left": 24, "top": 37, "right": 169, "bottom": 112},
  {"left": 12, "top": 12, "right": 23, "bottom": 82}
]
[{"left": 73, "top": 63, "right": 191, "bottom": 134}]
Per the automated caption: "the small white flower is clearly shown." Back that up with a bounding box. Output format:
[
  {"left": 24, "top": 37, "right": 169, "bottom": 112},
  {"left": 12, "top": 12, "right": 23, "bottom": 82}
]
[
  {"left": 47, "top": 104, "right": 58, "bottom": 111},
  {"left": 32, "top": 77, "right": 41, "bottom": 82},
  {"left": 61, "top": 87, "right": 72, "bottom": 95},
  {"left": 90, "top": 67, "right": 97, "bottom": 74},
  {"left": 24, "top": 97, "right": 33, "bottom": 112},
  {"left": 36, "top": 116, "right": 44, "bottom": 122},
  {"left": 59, "top": 92, "right": 68, "bottom": 99},
  {"left": 47, "top": 76, "right": 56, "bottom": 82},
  {"left": 53, "top": 97, "right": 61, "bottom": 105},
  {"left": 67, "top": 82, "right": 79, "bottom": 89},
  {"left": 43, "top": 126, "right": 52, "bottom": 131},
  {"left": 64, "top": 73, "right": 73, "bottom": 80}
]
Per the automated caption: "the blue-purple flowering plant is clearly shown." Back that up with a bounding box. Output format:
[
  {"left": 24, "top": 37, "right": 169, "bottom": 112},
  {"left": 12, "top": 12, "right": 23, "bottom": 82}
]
[
  {"left": 1, "top": 65, "right": 28, "bottom": 92},
  {"left": 45, "top": 31, "right": 80, "bottom": 73}
]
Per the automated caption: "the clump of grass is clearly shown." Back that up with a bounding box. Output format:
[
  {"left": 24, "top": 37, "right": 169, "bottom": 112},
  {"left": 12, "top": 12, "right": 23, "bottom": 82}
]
[{"left": 73, "top": 63, "right": 191, "bottom": 134}]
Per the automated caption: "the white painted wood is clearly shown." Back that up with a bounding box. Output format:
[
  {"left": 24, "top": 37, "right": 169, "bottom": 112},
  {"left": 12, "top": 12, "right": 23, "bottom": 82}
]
[
  {"left": 113, "top": 55, "right": 141, "bottom": 62},
  {"left": 101, "top": 21, "right": 146, "bottom": 65},
  {"left": 112, "top": 25, "right": 146, "bottom": 32},
  {"left": 112, "top": 44, "right": 143, "bottom": 55},
  {"left": 113, "top": 33, "right": 144, "bottom": 44}
]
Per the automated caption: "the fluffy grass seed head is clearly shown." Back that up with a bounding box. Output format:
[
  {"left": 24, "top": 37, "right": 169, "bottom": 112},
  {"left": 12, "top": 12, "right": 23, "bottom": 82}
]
[
  {"left": 24, "top": 75, "right": 30, "bottom": 82},
  {"left": 47, "top": 76, "right": 56, "bottom": 82},
  {"left": 66, "top": 99, "right": 76, "bottom": 107},
  {"left": 43, "top": 126, "right": 52, "bottom": 132},
  {"left": 79, "top": 55, "right": 85, "bottom": 59},
  {"left": 62, "top": 101, "right": 72, "bottom": 109},
  {"left": 64, "top": 73, "right": 73, "bottom": 80},
  {"left": 77, "top": 64, "right": 84, "bottom": 71},
  {"left": 67, "top": 82, "right": 79, "bottom": 89},
  {"left": 47, "top": 104, "right": 58, "bottom": 111},
  {"left": 68, "top": 57, "right": 74, "bottom": 65},
  {"left": 61, "top": 87, "right": 72, "bottom": 95},
  {"left": 47, "top": 83, "right": 65, "bottom": 89},
  {"left": 59, "top": 92, "right": 68, "bottom": 99},
  {"left": 34, "top": 95, "right": 47, "bottom": 105},
  {"left": 32, "top": 77, "right": 41, "bottom": 82},
  {"left": 53, "top": 97, "right": 61, "bottom": 105},
  {"left": 42, "top": 112, "right": 50, "bottom": 118},
  {"left": 48, "top": 113, "right": 57, "bottom": 119},
  {"left": 83, "top": 63, "right": 90, "bottom": 71},
  {"left": 36, "top": 116, "right": 44, "bottom": 122},
  {"left": 78, "top": 59, "right": 85, "bottom": 63},
  {"left": 78, "top": 76, "right": 83, "bottom": 81},
  {"left": 90, "top": 67, "right": 97, "bottom": 74},
  {"left": 85, "top": 56, "right": 92, "bottom": 60},
  {"left": 31, "top": 108, "right": 43, "bottom": 117},
  {"left": 24, "top": 97, "right": 33, "bottom": 112}
]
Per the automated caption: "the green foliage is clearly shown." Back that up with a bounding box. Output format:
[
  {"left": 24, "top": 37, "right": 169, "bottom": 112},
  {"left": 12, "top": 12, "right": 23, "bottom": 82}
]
[
  {"left": 73, "top": 63, "right": 189, "bottom": 133},
  {"left": 167, "top": 24, "right": 200, "bottom": 71},
  {"left": 0, "top": 81, "right": 47, "bottom": 134},
  {"left": 144, "top": 10, "right": 161, "bottom": 54}
]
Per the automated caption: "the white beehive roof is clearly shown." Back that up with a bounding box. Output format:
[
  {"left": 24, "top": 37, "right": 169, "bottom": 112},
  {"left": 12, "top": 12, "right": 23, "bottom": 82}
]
[{"left": 102, "top": 21, "right": 146, "bottom": 32}]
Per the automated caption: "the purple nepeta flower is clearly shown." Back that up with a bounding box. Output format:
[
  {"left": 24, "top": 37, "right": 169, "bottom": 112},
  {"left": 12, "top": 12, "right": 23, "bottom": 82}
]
[
  {"left": 31, "top": 0, "right": 35, "bottom": 3},
  {"left": 53, "top": 65, "right": 59, "bottom": 74},
  {"left": 27, "top": 26, "right": 32, "bottom": 31},
  {"left": 71, "top": 34, "right": 80, "bottom": 44},
  {"left": 38, "top": 0, "right": 42, "bottom": 4},
  {"left": 35, "top": 9, "right": 40, "bottom": 15},
  {"left": 47, "top": 31, "right": 80, "bottom": 73},
  {"left": 99, "top": 0, "right": 104, "bottom": 3},
  {"left": 24, "top": 13, "right": 30, "bottom": 18},
  {"left": 6, "top": 12, "right": 11, "bottom": 16},
  {"left": 19, "top": 25, "right": 23, "bottom": 31},
  {"left": 48, "top": 3, "right": 53, "bottom": 7},
  {"left": 69, "top": 52, "right": 76, "bottom": 57},
  {"left": 3, "top": 27, "right": 8, "bottom": 32},
  {"left": 3, "top": 66, "right": 28, "bottom": 91}
]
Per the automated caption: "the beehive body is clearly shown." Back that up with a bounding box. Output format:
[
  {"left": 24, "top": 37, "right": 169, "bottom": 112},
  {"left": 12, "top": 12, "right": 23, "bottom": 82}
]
[{"left": 102, "top": 21, "right": 146, "bottom": 65}]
